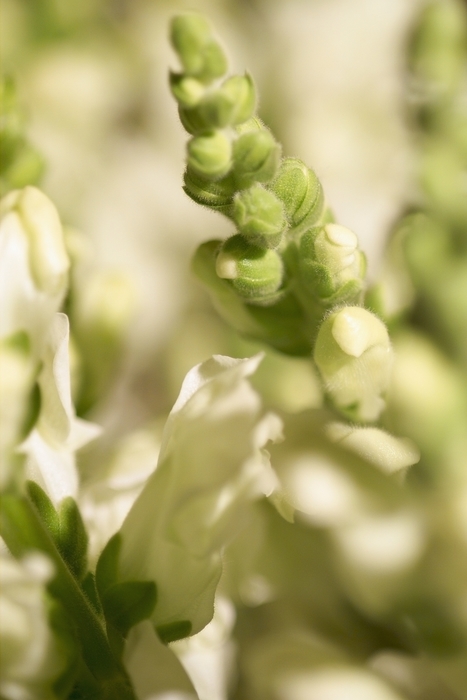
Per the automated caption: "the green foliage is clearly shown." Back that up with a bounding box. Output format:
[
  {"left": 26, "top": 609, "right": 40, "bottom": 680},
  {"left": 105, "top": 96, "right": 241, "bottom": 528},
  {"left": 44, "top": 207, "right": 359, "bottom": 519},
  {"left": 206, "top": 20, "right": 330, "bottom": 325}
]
[
  {"left": 26, "top": 481, "right": 89, "bottom": 580},
  {"left": 102, "top": 581, "right": 157, "bottom": 639},
  {"left": 0, "top": 77, "right": 44, "bottom": 196}
]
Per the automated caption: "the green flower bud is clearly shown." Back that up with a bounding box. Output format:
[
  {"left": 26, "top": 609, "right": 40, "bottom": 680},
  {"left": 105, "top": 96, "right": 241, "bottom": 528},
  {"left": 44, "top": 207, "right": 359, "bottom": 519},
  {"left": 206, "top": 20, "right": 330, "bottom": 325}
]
[
  {"left": 271, "top": 158, "right": 324, "bottom": 234},
  {"left": 192, "top": 241, "right": 310, "bottom": 354},
  {"left": 201, "top": 73, "right": 256, "bottom": 128},
  {"left": 178, "top": 74, "right": 256, "bottom": 133},
  {"left": 216, "top": 234, "right": 284, "bottom": 304},
  {"left": 183, "top": 168, "right": 236, "bottom": 214},
  {"left": 170, "top": 14, "right": 227, "bottom": 83},
  {"left": 299, "top": 223, "right": 365, "bottom": 302},
  {"left": 232, "top": 183, "right": 286, "bottom": 248},
  {"left": 235, "top": 116, "right": 265, "bottom": 136},
  {"left": 314, "top": 306, "right": 393, "bottom": 422},
  {"left": 169, "top": 73, "right": 205, "bottom": 109},
  {"left": 187, "top": 131, "right": 232, "bottom": 181},
  {"left": 232, "top": 130, "right": 281, "bottom": 190}
]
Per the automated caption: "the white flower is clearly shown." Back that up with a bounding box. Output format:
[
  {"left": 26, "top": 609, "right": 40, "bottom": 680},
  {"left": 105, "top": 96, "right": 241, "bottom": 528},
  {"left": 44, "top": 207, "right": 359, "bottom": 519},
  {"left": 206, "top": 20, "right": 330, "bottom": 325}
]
[
  {"left": 0, "top": 552, "right": 66, "bottom": 700},
  {"left": 0, "top": 187, "right": 69, "bottom": 355},
  {"left": 118, "top": 354, "right": 282, "bottom": 636},
  {"left": 172, "top": 596, "right": 236, "bottom": 700},
  {"left": 123, "top": 621, "right": 197, "bottom": 700},
  {"left": 20, "top": 313, "right": 101, "bottom": 505}
]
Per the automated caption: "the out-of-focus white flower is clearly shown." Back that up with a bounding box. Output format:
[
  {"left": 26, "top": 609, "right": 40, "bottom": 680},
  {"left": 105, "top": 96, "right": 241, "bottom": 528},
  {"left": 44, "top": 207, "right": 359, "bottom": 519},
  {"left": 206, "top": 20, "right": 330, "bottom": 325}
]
[
  {"left": 370, "top": 650, "right": 461, "bottom": 700},
  {"left": 276, "top": 666, "right": 407, "bottom": 700},
  {"left": 118, "top": 354, "right": 282, "bottom": 636},
  {"left": 325, "top": 422, "right": 420, "bottom": 476},
  {"left": 0, "top": 187, "right": 69, "bottom": 354},
  {"left": 332, "top": 509, "right": 426, "bottom": 616},
  {"left": 0, "top": 552, "right": 66, "bottom": 700},
  {"left": 172, "top": 596, "right": 236, "bottom": 700},
  {"left": 238, "top": 630, "right": 408, "bottom": 700},
  {"left": 123, "top": 621, "right": 197, "bottom": 700},
  {"left": 80, "top": 424, "right": 161, "bottom": 564},
  {"left": 20, "top": 313, "right": 101, "bottom": 505}
]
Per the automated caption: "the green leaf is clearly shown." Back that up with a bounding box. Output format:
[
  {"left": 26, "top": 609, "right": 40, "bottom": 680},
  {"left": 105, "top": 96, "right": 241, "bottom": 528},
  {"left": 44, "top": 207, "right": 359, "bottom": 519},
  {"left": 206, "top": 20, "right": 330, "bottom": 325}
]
[
  {"left": 0, "top": 494, "right": 136, "bottom": 693},
  {"left": 26, "top": 482, "right": 89, "bottom": 582},
  {"left": 102, "top": 580, "right": 157, "bottom": 638},
  {"left": 82, "top": 572, "right": 104, "bottom": 617},
  {"left": 156, "top": 620, "right": 192, "bottom": 644},
  {"left": 57, "top": 497, "right": 89, "bottom": 581},
  {"left": 26, "top": 479, "right": 59, "bottom": 539},
  {"left": 95, "top": 533, "right": 122, "bottom": 600}
]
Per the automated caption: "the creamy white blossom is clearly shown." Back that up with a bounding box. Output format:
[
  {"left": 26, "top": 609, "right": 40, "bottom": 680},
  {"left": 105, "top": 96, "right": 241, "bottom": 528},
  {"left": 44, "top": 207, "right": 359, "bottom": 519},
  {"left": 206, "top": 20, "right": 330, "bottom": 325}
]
[
  {"left": 118, "top": 354, "right": 282, "bottom": 636},
  {"left": 123, "top": 621, "right": 197, "bottom": 700},
  {"left": 0, "top": 552, "right": 66, "bottom": 700},
  {"left": 19, "top": 313, "right": 101, "bottom": 505},
  {"left": 0, "top": 187, "right": 69, "bottom": 354}
]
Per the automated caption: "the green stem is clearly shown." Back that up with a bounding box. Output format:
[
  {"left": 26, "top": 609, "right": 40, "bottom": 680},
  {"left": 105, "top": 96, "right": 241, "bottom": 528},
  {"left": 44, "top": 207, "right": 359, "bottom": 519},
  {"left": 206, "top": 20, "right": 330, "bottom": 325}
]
[{"left": 0, "top": 492, "right": 137, "bottom": 699}]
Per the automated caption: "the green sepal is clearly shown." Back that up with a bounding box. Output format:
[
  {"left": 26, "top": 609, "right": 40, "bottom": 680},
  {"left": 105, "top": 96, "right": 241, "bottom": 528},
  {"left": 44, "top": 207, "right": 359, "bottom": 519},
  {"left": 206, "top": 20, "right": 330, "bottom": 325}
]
[
  {"left": 183, "top": 167, "right": 236, "bottom": 213},
  {"left": 221, "top": 73, "right": 256, "bottom": 125},
  {"left": 232, "top": 130, "right": 281, "bottom": 190},
  {"left": 169, "top": 72, "right": 206, "bottom": 109},
  {"left": 156, "top": 620, "right": 192, "bottom": 644},
  {"left": 102, "top": 581, "right": 157, "bottom": 639},
  {"left": 299, "top": 259, "right": 336, "bottom": 299},
  {"left": 216, "top": 233, "right": 284, "bottom": 304},
  {"left": 95, "top": 532, "right": 122, "bottom": 600},
  {"left": 232, "top": 183, "right": 286, "bottom": 248},
  {"left": 271, "top": 158, "right": 324, "bottom": 234},
  {"left": 178, "top": 104, "right": 212, "bottom": 135},
  {"left": 200, "top": 74, "right": 256, "bottom": 129},
  {"left": 326, "top": 278, "right": 364, "bottom": 306},
  {"left": 187, "top": 131, "right": 232, "bottom": 181}
]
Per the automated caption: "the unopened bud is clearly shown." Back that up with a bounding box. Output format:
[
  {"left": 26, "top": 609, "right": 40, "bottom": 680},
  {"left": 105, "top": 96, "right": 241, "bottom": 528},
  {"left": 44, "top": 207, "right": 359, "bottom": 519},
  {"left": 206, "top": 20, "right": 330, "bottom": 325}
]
[
  {"left": 170, "top": 14, "right": 227, "bottom": 83},
  {"left": 271, "top": 158, "right": 324, "bottom": 234},
  {"left": 314, "top": 306, "right": 393, "bottom": 422},
  {"left": 169, "top": 73, "right": 206, "bottom": 109},
  {"left": 204, "top": 73, "right": 256, "bottom": 127},
  {"left": 216, "top": 234, "right": 283, "bottom": 304},
  {"left": 187, "top": 131, "right": 232, "bottom": 180},
  {"left": 299, "top": 223, "right": 365, "bottom": 303},
  {"left": 0, "top": 187, "right": 69, "bottom": 296},
  {"left": 183, "top": 168, "right": 236, "bottom": 214},
  {"left": 232, "top": 184, "right": 286, "bottom": 248},
  {"left": 232, "top": 130, "right": 281, "bottom": 190}
]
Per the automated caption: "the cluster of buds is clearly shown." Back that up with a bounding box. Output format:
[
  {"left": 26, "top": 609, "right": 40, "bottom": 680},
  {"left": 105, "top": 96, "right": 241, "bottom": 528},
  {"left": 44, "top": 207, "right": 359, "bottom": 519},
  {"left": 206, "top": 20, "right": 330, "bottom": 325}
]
[
  {"left": 170, "top": 14, "right": 366, "bottom": 359},
  {"left": 171, "top": 14, "right": 388, "bottom": 423}
]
